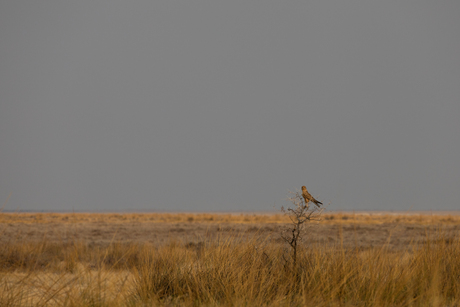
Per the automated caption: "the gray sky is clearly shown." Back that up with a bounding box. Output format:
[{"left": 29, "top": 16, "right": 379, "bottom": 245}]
[{"left": 1, "top": 0, "right": 459, "bottom": 212}]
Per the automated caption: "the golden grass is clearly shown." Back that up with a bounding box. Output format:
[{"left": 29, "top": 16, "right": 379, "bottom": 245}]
[
  {"left": 1, "top": 212, "right": 460, "bottom": 306},
  {"left": 2, "top": 211, "right": 460, "bottom": 225}
]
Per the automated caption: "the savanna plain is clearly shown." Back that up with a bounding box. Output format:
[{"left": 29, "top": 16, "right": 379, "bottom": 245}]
[{"left": 1, "top": 211, "right": 460, "bottom": 306}]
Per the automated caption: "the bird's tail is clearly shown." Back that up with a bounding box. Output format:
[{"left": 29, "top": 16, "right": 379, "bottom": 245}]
[{"left": 313, "top": 199, "right": 322, "bottom": 207}]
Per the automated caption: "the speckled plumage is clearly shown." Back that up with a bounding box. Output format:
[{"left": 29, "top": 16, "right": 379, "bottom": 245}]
[{"left": 301, "top": 186, "right": 322, "bottom": 207}]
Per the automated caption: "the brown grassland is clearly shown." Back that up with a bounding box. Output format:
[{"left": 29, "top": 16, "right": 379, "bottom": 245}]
[{"left": 1, "top": 212, "right": 460, "bottom": 306}]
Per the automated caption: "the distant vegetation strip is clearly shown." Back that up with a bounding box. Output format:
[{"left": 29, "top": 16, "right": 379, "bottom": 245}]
[{"left": 1, "top": 212, "right": 460, "bottom": 225}]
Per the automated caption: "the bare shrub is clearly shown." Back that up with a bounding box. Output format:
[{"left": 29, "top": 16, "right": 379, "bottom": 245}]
[{"left": 280, "top": 188, "right": 325, "bottom": 266}]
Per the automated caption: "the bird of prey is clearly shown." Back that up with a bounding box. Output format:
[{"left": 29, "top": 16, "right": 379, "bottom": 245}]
[{"left": 301, "top": 186, "right": 322, "bottom": 208}]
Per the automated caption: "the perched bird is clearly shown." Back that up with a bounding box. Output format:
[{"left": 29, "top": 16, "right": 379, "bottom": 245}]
[{"left": 301, "top": 186, "right": 322, "bottom": 208}]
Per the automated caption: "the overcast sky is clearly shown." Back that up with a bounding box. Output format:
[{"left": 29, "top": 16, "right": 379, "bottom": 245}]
[{"left": 1, "top": 0, "right": 459, "bottom": 212}]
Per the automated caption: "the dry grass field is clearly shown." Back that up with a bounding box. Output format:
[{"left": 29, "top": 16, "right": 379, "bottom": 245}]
[{"left": 1, "top": 212, "right": 460, "bottom": 306}]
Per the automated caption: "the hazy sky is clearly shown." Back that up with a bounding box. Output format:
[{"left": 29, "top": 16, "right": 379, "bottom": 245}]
[{"left": 1, "top": 0, "right": 459, "bottom": 212}]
